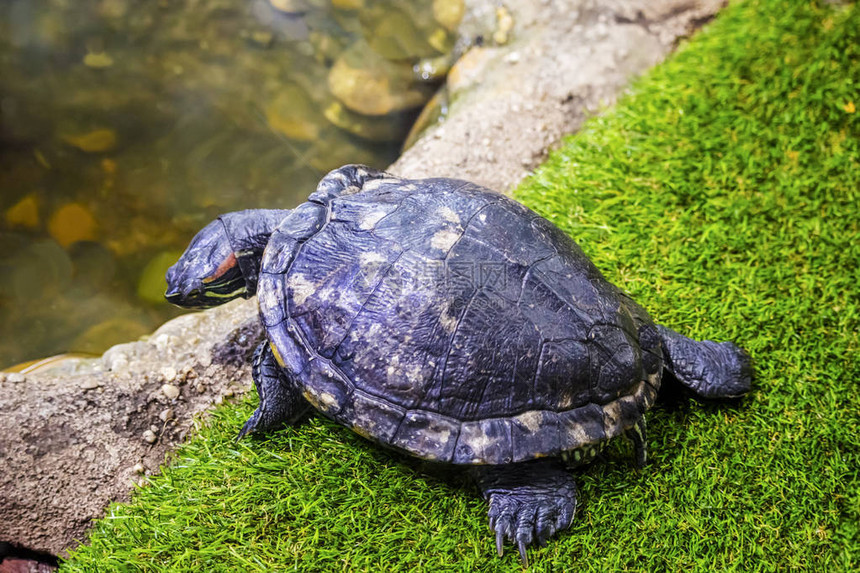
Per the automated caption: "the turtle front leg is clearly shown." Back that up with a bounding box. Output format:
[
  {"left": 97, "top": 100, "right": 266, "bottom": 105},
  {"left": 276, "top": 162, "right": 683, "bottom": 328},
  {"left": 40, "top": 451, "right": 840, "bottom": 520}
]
[
  {"left": 473, "top": 459, "right": 578, "bottom": 566},
  {"left": 237, "top": 341, "right": 311, "bottom": 440}
]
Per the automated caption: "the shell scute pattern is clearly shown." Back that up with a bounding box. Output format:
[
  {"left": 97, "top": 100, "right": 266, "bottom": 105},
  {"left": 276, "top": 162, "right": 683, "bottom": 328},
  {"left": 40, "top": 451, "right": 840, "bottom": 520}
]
[{"left": 262, "top": 171, "right": 662, "bottom": 464}]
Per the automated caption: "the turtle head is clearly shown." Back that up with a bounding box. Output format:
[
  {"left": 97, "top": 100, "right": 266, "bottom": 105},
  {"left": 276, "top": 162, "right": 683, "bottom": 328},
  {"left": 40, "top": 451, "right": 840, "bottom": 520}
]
[{"left": 165, "top": 209, "right": 289, "bottom": 309}]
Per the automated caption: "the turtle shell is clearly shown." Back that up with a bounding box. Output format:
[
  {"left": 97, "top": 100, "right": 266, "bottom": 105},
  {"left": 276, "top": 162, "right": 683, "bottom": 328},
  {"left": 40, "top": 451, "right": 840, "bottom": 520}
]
[{"left": 257, "top": 167, "right": 663, "bottom": 465}]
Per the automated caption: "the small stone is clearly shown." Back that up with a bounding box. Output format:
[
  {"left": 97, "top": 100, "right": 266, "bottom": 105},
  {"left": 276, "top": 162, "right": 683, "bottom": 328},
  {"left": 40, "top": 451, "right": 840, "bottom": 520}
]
[
  {"left": 196, "top": 382, "right": 206, "bottom": 393},
  {"left": 433, "top": 0, "right": 464, "bottom": 32},
  {"left": 214, "top": 395, "right": 224, "bottom": 405},
  {"left": 103, "top": 347, "right": 129, "bottom": 372},
  {"left": 132, "top": 463, "right": 145, "bottom": 474},
  {"left": 161, "top": 383, "right": 180, "bottom": 400},
  {"left": 269, "top": 0, "right": 308, "bottom": 13},
  {"left": 48, "top": 203, "right": 99, "bottom": 247},
  {"left": 5, "top": 194, "right": 40, "bottom": 229},
  {"left": 197, "top": 352, "right": 212, "bottom": 368},
  {"left": 250, "top": 30, "right": 273, "bottom": 47},
  {"left": 493, "top": 6, "right": 515, "bottom": 45},
  {"left": 83, "top": 51, "right": 114, "bottom": 68},
  {"left": 504, "top": 51, "right": 521, "bottom": 64},
  {"left": 159, "top": 408, "right": 174, "bottom": 422},
  {"left": 142, "top": 430, "right": 157, "bottom": 444},
  {"left": 7, "top": 373, "right": 26, "bottom": 384},
  {"left": 60, "top": 129, "right": 117, "bottom": 153},
  {"left": 265, "top": 86, "right": 322, "bottom": 141},
  {"left": 80, "top": 378, "right": 103, "bottom": 390},
  {"left": 223, "top": 389, "right": 234, "bottom": 398},
  {"left": 160, "top": 366, "right": 177, "bottom": 383},
  {"left": 150, "top": 424, "right": 160, "bottom": 433},
  {"left": 328, "top": 40, "right": 430, "bottom": 116}
]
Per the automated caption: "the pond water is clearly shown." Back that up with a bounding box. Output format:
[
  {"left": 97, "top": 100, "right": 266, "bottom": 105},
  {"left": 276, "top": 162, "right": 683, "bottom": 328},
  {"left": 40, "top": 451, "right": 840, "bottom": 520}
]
[{"left": 0, "top": 0, "right": 462, "bottom": 368}]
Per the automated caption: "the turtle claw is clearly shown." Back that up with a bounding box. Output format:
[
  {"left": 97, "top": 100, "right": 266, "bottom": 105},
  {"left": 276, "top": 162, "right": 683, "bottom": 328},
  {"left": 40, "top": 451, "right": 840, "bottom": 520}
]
[
  {"left": 235, "top": 412, "right": 261, "bottom": 441},
  {"left": 517, "top": 539, "right": 529, "bottom": 568},
  {"left": 476, "top": 461, "right": 578, "bottom": 566}
]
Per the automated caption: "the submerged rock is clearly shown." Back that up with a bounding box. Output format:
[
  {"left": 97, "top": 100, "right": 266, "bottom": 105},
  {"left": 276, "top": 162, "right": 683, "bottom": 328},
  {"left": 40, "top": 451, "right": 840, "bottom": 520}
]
[
  {"left": 5, "top": 194, "right": 40, "bottom": 230},
  {"left": 59, "top": 129, "right": 117, "bottom": 153},
  {"left": 265, "top": 85, "right": 324, "bottom": 141},
  {"left": 47, "top": 204, "right": 99, "bottom": 248},
  {"left": 328, "top": 40, "right": 434, "bottom": 116},
  {"left": 323, "top": 100, "right": 412, "bottom": 142}
]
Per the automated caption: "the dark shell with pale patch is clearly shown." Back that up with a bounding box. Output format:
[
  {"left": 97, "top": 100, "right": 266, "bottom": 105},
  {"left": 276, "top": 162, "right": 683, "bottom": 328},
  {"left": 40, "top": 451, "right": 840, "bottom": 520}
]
[{"left": 257, "top": 166, "right": 662, "bottom": 465}]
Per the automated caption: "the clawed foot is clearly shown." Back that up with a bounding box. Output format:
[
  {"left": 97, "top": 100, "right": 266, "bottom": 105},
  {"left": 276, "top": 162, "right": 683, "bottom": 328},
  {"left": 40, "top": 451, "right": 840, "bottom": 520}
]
[
  {"left": 236, "top": 341, "right": 310, "bottom": 440},
  {"left": 476, "top": 460, "right": 578, "bottom": 567}
]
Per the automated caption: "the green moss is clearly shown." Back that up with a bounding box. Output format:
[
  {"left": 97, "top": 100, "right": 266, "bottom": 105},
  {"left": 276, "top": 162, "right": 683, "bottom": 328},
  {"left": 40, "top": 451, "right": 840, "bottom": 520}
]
[{"left": 63, "top": 0, "right": 859, "bottom": 570}]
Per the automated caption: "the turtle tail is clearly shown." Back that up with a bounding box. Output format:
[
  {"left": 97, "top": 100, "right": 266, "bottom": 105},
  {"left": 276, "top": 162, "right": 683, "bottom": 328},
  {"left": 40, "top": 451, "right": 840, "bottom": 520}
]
[{"left": 656, "top": 325, "right": 752, "bottom": 398}]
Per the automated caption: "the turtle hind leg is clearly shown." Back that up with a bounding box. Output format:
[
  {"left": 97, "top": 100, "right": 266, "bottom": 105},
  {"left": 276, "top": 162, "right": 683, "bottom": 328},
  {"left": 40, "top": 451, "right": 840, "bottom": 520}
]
[
  {"left": 473, "top": 459, "right": 578, "bottom": 567},
  {"left": 656, "top": 325, "right": 752, "bottom": 399},
  {"left": 625, "top": 417, "right": 648, "bottom": 468},
  {"left": 237, "top": 341, "right": 311, "bottom": 440}
]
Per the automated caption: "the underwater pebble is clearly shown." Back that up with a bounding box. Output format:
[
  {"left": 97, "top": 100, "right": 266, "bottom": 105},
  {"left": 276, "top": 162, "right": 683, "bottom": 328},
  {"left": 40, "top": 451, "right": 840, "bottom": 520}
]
[
  {"left": 48, "top": 203, "right": 99, "bottom": 247},
  {"left": 60, "top": 129, "right": 117, "bottom": 153},
  {"left": 142, "top": 430, "right": 157, "bottom": 444},
  {"left": 161, "top": 383, "right": 180, "bottom": 399},
  {"left": 5, "top": 194, "right": 40, "bottom": 229},
  {"left": 269, "top": 0, "right": 308, "bottom": 13},
  {"left": 433, "top": 0, "right": 465, "bottom": 32},
  {"left": 250, "top": 30, "right": 273, "bottom": 47},
  {"left": 138, "top": 252, "right": 184, "bottom": 304},
  {"left": 265, "top": 87, "right": 321, "bottom": 141},
  {"left": 328, "top": 40, "right": 430, "bottom": 116},
  {"left": 83, "top": 52, "right": 114, "bottom": 68}
]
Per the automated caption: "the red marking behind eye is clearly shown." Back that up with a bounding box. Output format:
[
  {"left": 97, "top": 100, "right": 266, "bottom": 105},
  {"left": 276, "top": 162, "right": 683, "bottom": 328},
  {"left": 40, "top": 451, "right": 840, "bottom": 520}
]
[{"left": 203, "top": 252, "right": 238, "bottom": 283}]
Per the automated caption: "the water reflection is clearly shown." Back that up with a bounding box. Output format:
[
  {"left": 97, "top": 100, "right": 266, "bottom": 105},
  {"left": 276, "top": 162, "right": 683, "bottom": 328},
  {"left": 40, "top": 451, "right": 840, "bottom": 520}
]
[{"left": 0, "top": 0, "right": 462, "bottom": 367}]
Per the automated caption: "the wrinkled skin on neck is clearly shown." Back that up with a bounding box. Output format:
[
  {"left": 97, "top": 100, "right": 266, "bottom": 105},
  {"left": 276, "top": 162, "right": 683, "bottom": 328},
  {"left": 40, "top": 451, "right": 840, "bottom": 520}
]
[{"left": 165, "top": 209, "right": 289, "bottom": 309}]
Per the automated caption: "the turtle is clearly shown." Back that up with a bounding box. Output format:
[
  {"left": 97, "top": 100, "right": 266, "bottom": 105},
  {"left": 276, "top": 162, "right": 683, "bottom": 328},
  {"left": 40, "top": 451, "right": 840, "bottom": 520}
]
[{"left": 165, "top": 164, "right": 752, "bottom": 565}]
